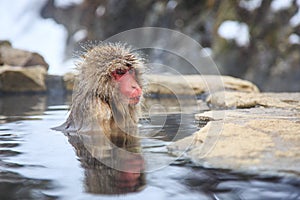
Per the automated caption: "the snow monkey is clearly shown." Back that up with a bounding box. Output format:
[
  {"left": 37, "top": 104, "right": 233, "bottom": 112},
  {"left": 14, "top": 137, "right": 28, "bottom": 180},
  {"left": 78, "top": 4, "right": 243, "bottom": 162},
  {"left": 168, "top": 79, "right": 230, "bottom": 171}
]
[{"left": 63, "top": 42, "right": 144, "bottom": 144}]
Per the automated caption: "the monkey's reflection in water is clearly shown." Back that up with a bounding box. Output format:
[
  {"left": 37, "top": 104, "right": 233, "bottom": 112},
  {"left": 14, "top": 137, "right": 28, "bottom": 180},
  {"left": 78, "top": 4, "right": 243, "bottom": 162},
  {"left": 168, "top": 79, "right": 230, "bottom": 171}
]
[{"left": 66, "top": 129, "right": 146, "bottom": 194}]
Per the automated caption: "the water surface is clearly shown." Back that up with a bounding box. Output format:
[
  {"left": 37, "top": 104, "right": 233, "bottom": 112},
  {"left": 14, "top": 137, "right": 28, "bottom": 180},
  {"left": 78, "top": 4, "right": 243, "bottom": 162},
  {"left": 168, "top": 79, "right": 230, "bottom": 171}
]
[{"left": 0, "top": 95, "right": 299, "bottom": 200}]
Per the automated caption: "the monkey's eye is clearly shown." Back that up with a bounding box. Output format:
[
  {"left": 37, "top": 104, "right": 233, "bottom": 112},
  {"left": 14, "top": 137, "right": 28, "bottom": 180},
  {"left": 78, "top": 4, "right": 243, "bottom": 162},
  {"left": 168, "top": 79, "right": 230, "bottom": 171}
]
[{"left": 116, "top": 69, "right": 126, "bottom": 75}]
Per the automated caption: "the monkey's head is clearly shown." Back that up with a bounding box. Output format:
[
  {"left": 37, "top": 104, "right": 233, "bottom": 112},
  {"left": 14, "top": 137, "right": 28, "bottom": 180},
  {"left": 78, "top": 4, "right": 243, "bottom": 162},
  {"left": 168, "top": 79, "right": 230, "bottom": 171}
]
[{"left": 69, "top": 42, "right": 145, "bottom": 132}]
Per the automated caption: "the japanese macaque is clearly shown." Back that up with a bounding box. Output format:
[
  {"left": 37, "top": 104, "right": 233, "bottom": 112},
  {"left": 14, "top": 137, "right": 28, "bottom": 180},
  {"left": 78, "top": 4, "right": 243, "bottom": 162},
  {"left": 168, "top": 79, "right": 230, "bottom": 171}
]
[
  {"left": 64, "top": 42, "right": 144, "bottom": 142},
  {"left": 57, "top": 43, "right": 146, "bottom": 190}
]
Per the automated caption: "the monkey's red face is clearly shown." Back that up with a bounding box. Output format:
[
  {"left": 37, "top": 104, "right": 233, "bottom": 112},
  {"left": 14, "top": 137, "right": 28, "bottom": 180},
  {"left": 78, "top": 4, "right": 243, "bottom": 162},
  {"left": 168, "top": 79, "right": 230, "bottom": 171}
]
[{"left": 112, "top": 67, "right": 142, "bottom": 105}]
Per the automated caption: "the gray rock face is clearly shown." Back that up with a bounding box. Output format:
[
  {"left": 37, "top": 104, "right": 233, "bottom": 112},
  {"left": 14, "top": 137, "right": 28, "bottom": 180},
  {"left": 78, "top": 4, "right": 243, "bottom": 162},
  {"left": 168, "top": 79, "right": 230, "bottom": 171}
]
[
  {"left": 0, "top": 42, "right": 50, "bottom": 93},
  {"left": 168, "top": 93, "right": 300, "bottom": 177},
  {"left": 0, "top": 42, "right": 49, "bottom": 70}
]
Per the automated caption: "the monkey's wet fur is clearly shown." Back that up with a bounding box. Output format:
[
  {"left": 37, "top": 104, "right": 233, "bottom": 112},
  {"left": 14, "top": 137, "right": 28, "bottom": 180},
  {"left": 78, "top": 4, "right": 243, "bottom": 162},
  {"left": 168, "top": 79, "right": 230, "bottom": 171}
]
[{"left": 57, "top": 42, "right": 145, "bottom": 145}]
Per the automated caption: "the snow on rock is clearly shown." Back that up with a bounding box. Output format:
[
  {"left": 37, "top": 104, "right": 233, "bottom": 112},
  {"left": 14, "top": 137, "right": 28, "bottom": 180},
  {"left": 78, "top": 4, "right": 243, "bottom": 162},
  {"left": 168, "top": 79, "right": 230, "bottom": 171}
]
[
  {"left": 271, "top": 0, "right": 293, "bottom": 12},
  {"left": 0, "top": 0, "right": 71, "bottom": 75},
  {"left": 218, "top": 20, "right": 250, "bottom": 47},
  {"left": 96, "top": 5, "right": 106, "bottom": 17},
  {"left": 54, "top": 0, "right": 83, "bottom": 8},
  {"left": 239, "top": 0, "right": 262, "bottom": 11},
  {"left": 290, "top": 10, "right": 300, "bottom": 27},
  {"left": 167, "top": 0, "right": 178, "bottom": 10},
  {"left": 289, "top": 34, "right": 300, "bottom": 44},
  {"left": 72, "top": 29, "right": 88, "bottom": 43}
]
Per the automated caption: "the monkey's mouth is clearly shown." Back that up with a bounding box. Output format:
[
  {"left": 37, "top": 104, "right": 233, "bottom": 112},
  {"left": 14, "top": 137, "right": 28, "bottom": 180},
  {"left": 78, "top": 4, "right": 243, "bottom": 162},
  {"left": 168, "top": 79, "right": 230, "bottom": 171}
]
[{"left": 129, "top": 96, "right": 141, "bottom": 104}]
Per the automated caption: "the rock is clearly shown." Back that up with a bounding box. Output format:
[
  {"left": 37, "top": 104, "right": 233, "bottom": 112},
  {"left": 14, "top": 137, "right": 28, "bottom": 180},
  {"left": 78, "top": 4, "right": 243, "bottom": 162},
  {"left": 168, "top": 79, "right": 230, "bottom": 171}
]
[
  {"left": 63, "top": 72, "right": 76, "bottom": 91},
  {"left": 168, "top": 105, "right": 300, "bottom": 176},
  {"left": 0, "top": 43, "right": 49, "bottom": 70},
  {"left": 0, "top": 65, "right": 47, "bottom": 93},
  {"left": 207, "top": 91, "right": 300, "bottom": 109},
  {"left": 0, "top": 40, "right": 12, "bottom": 47},
  {"left": 145, "top": 75, "right": 259, "bottom": 95},
  {"left": 62, "top": 74, "right": 259, "bottom": 95}
]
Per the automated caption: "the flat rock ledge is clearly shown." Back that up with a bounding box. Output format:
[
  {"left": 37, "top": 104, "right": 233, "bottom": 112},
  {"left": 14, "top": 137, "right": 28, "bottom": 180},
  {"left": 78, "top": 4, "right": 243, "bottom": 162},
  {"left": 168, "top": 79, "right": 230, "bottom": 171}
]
[
  {"left": 207, "top": 91, "right": 300, "bottom": 109},
  {"left": 145, "top": 75, "right": 259, "bottom": 95},
  {"left": 62, "top": 74, "right": 259, "bottom": 95},
  {"left": 168, "top": 92, "right": 300, "bottom": 177}
]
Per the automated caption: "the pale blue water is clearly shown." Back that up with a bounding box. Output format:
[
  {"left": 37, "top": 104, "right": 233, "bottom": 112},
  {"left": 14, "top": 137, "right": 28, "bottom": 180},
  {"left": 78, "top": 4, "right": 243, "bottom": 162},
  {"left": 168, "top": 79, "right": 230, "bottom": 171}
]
[{"left": 0, "top": 95, "right": 299, "bottom": 200}]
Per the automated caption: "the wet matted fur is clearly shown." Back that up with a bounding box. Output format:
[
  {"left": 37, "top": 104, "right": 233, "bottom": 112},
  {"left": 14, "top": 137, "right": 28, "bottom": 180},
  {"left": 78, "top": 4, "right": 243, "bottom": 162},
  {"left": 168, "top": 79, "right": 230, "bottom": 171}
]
[{"left": 65, "top": 42, "right": 145, "bottom": 139}]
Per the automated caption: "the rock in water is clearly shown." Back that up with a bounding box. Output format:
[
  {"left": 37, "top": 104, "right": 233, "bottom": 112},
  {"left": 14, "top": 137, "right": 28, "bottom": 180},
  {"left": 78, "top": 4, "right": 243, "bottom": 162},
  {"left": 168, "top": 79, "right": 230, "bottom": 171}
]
[
  {"left": 145, "top": 75, "right": 259, "bottom": 95},
  {"left": 63, "top": 72, "right": 75, "bottom": 91},
  {"left": 168, "top": 93, "right": 300, "bottom": 177},
  {"left": 0, "top": 65, "right": 47, "bottom": 93},
  {"left": 207, "top": 91, "right": 300, "bottom": 109}
]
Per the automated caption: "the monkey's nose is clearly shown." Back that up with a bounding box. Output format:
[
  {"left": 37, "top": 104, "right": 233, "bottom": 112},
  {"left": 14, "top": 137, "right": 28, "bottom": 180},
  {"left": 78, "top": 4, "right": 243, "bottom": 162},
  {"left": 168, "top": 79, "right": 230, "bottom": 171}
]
[
  {"left": 132, "top": 83, "right": 142, "bottom": 96},
  {"left": 131, "top": 81, "right": 142, "bottom": 96}
]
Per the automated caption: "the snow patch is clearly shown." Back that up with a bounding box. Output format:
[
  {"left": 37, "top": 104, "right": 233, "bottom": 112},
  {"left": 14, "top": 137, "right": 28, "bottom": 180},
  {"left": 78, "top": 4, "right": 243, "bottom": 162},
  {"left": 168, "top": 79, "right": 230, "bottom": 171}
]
[
  {"left": 290, "top": 10, "right": 300, "bottom": 27},
  {"left": 271, "top": 0, "right": 293, "bottom": 12},
  {"left": 289, "top": 34, "right": 300, "bottom": 44},
  {"left": 218, "top": 20, "right": 250, "bottom": 47},
  {"left": 167, "top": 0, "right": 178, "bottom": 10},
  {"left": 73, "top": 29, "right": 88, "bottom": 42},
  {"left": 96, "top": 5, "right": 106, "bottom": 17},
  {"left": 290, "top": 0, "right": 300, "bottom": 27},
  {"left": 239, "top": 0, "right": 262, "bottom": 11},
  {"left": 54, "top": 0, "right": 83, "bottom": 8}
]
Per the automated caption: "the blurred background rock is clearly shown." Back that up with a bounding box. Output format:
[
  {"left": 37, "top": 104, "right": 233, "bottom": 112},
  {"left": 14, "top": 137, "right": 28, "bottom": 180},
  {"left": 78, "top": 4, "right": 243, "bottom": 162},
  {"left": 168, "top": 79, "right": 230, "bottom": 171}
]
[{"left": 0, "top": 0, "right": 299, "bottom": 91}]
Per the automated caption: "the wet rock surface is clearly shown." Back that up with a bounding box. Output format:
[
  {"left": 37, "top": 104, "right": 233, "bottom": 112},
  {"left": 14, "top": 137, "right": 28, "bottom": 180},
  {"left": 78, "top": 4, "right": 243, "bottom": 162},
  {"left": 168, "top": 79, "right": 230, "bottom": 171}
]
[{"left": 168, "top": 94, "right": 300, "bottom": 177}]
